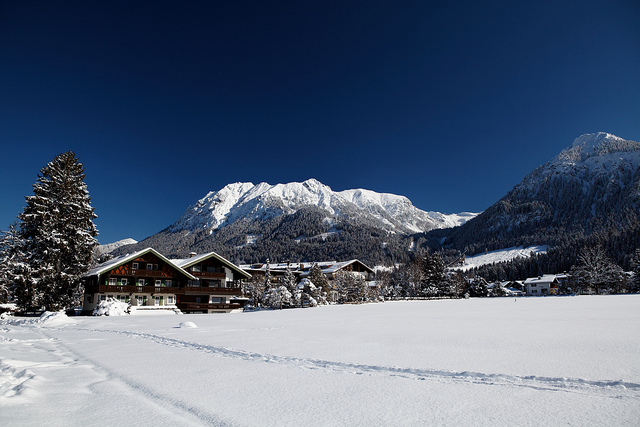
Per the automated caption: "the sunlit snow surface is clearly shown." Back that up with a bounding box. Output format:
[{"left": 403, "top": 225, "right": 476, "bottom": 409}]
[
  {"left": 453, "top": 245, "right": 548, "bottom": 271},
  {"left": 1, "top": 296, "right": 639, "bottom": 426}
]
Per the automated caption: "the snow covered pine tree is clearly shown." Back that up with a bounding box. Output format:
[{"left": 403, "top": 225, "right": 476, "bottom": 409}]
[
  {"left": 0, "top": 222, "right": 32, "bottom": 305},
  {"left": 15, "top": 151, "right": 98, "bottom": 311}
]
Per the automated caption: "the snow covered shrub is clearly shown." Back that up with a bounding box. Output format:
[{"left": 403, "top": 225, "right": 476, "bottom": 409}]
[
  {"left": 92, "top": 298, "right": 130, "bottom": 316},
  {"left": 263, "top": 285, "right": 292, "bottom": 310}
]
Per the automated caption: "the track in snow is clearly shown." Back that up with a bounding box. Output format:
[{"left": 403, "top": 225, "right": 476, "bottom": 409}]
[
  {"left": 73, "top": 326, "right": 640, "bottom": 399},
  {"left": 31, "top": 329, "right": 236, "bottom": 427}
]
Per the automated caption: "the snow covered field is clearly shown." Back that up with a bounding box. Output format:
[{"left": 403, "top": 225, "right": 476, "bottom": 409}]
[{"left": 1, "top": 296, "right": 639, "bottom": 426}]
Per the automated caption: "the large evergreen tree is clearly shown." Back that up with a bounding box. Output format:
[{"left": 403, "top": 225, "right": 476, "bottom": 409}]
[
  {"left": 308, "top": 263, "right": 331, "bottom": 300},
  {"left": 16, "top": 151, "right": 98, "bottom": 311},
  {"left": 422, "top": 251, "right": 451, "bottom": 297},
  {"left": 0, "top": 222, "right": 33, "bottom": 305}
]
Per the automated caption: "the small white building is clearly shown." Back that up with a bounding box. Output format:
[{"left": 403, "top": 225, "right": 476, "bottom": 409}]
[{"left": 523, "top": 275, "right": 559, "bottom": 296}]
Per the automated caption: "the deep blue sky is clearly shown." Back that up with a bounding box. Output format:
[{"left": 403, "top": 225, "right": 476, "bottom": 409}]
[{"left": 1, "top": 1, "right": 639, "bottom": 244}]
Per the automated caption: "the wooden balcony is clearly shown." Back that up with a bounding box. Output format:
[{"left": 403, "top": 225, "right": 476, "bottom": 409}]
[
  {"left": 85, "top": 284, "right": 242, "bottom": 297},
  {"left": 177, "top": 302, "right": 244, "bottom": 312},
  {"left": 92, "top": 285, "right": 182, "bottom": 294},
  {"left": 182, "top": 286, "right": 242, "bottom": 295},
  {"left": 190, "top": 272, "right": 226, "bottom": 279},
  {"left": 130, "top": 269, "right": 170, "bottom": 277}
]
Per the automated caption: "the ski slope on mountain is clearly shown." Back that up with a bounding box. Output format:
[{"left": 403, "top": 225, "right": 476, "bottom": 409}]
[
  {"left": 1, "top": 296, "right": 638, "bottom": 426},
  {"left": 452, "top": 245, "right": 548, "bottom": 271}
]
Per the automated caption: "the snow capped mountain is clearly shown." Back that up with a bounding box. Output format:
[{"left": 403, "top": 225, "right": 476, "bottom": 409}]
[
  {"left": 519, "top": 132, "right": 640, "bottom": 199},
  {"left": 446, "top": 132, "right": 640, "bottom": 253},
  {"left": 169, "top": 179, "right": 476, "bottom": 235},
  {"left": 97, "top": 238, "right": 138, "bottom": 254}
]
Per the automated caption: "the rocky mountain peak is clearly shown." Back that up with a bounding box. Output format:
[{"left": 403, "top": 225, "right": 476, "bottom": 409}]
[
  {"left": 558, "top": 132, "right": 639, "bottom": 163},
  {"left": 168, "top": 179, "right": 476, "bottom": 235}
]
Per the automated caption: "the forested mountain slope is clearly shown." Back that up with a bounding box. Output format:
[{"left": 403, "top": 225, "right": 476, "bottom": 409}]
[
  {"left": 114, "top": 179, "right": 475, "bottom": 265},
  {"left": 435, "top": 132, "right": 640, "bottom": 273}
]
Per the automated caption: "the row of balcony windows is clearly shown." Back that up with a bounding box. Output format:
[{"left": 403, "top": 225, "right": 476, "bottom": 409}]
[{"left": 107, "top": 278, "right": 174, "bottom": 287}]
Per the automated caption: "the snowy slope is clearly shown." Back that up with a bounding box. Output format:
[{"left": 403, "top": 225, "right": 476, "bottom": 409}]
[
  {"left": 169, "top": 178, "right": 477, "bottom": 234},
  {"left": 452, "top": 245, "right": 548, "bottom": 271},
  {"left": 97, "top": 238, "right": 138, "bottom": 254}
]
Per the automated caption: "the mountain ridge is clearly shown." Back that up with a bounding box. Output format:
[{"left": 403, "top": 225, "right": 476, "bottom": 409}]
[
  {"left": 168, "top": 178, "right": 476, "bottom": 235},
  {"left": 440, "top": 132, "right": 640, "bottom": 262},
  {"left": 109, "top": 132, "right": 639, "bottom": 270}
]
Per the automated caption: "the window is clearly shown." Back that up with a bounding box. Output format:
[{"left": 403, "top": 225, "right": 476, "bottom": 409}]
[
  {"left": 121, "top": 278, "right": 128, "bottom": 286},
  {"left": 154, "top": 296, "right": 161, "bottom": 306},
  {"left": 192, "top": 265, "right": 201, "bottom": 272},
  {"left": 138, "top": 279, "right": 145, "bottom": 286},
  {"left": 155, "top": 279, "right": 161, "bottom": 286},
  {"left": 147, "top": 263, "right": 153, "bottom": 270},
  {"left": 167, "top": 296, "right": 175, "bottom": 304},
  {"left": 165, "top": 280, "right": 172, "bottom": 287},
  {"left": 108, "top": 278, "right": 116, "bottom": 286},
  {"left": 132, "top": 262, "right": 138, "bottom": 270},
  {"left": 195, "top": 297, "right": 201, "bottom": 303},
  {"left": 206, "top": 266, "right": 217, "bottom": 273},
  {"left": 210, "top": 297, "right": 223, "bottom": 304}
]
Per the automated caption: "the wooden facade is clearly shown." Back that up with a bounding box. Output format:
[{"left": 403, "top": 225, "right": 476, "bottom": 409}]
[
  {"left": 82, "top": 248, "right": 251, "bottom": 314},
  {"left": 241, "top": 259, "right": 374, "bottom": 283},
  {"left": 174, "top": 252, "right": 251, "bottom": 313}
]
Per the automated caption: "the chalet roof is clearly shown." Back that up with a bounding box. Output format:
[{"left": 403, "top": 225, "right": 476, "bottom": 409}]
[
  {"left": 85, "top": 247, "right": 196, "bottom": 280},
  {"left": 308, "top": 259, "right": 374, "bottom": 275},
  {"left": 172, "top": 251, "right": 251, "bottom": 279},
  {"left": 240, "top": 259, "right": 374, "bottom": 276},
  {"left": 524, "top": 274, "right": 559, "bottom": 285}
]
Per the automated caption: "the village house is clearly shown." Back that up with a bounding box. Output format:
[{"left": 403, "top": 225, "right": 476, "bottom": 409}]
[
  {"left": 241, "top": 259, "right": 375, "bottom": 303},
  {"left": 523, "top": 274, "right": 559, "bottom": 296},
  {"left": 172, "top": 252, "right": 252, "bottom": 313},
  {"left": 241, "top": 259, "right": 374, "bottom": 284},
  {"left": 82, "top": 248, "right": 251, "bottom": 314}
]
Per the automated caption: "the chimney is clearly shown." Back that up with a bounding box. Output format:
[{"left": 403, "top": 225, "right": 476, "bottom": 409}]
[{"left": 189, "top": 252, "right": 197, "bottom": 258}]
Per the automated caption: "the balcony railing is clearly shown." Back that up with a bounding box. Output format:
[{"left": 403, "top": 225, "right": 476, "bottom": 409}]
[
  {"left": 85, "top": 284, "right": 242, "bottom": 296},
  {"left": 93, "top": 285, "right": 182, "bottom": 294},
  {"left": 177, "top": 302, "right": 244, "bottom": 311},
  {"left": 189, "top": 272, "right": 226, "bottom": 279},
  {"left": 182, "top": 286, "right": 242, "bottom": 295},
  {"left": 130, "top": 269, "right": 168, "bottom": 277}
]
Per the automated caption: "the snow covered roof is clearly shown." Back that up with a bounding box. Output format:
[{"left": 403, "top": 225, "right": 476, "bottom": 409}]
[
  {"left": 315, "top": 259, "right": 374, "bottom": 275},
  {"left": 523, "top": 274, "right": 559, "bottom": 285},
  {"left": 172, "top": 251, "right": 251, "bottom": 279},
  {"left": 85, "top": 247, "right": 196, "bottom": 280},
  {"left": 240, "top": 259, "right": 374, "bottom": 276}
]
